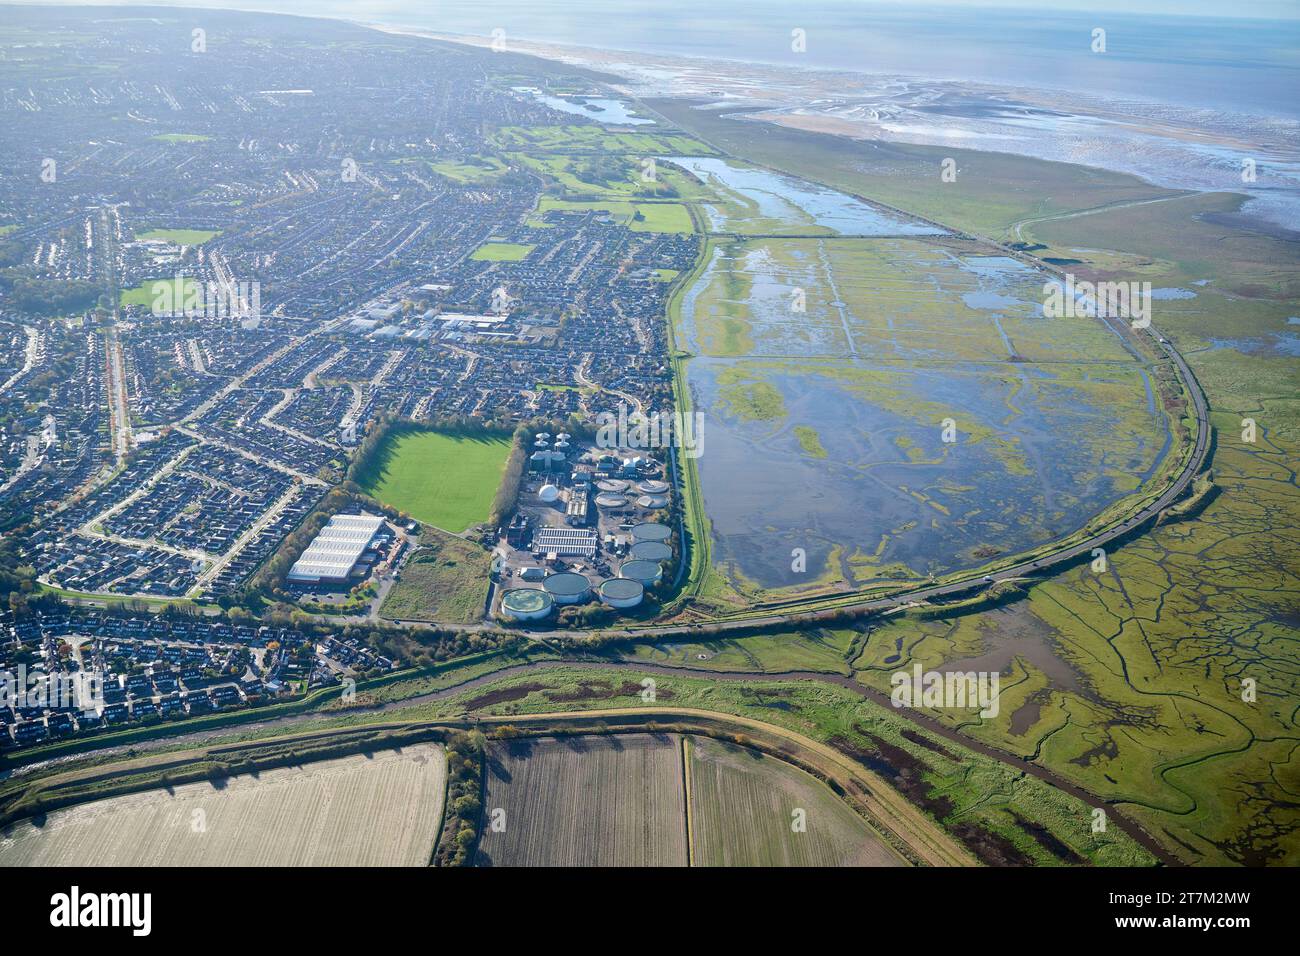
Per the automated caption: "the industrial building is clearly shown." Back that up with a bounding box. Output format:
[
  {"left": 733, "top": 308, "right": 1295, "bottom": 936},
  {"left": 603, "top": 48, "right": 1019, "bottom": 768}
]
[
  {"left": 286, "top": 513, "right": 387, "bottom": 585},
  {"left": 533, "top": 526, "right": 598, "bottom": 557},
  {"left": 496, "top": 437, "right": 675, "bottom": 624},
  {"left": 529, "top": 431, "right": 569, "bottom": 472},
  {"left": 565, "top": 486, "right": 589, "bottom": 525}
]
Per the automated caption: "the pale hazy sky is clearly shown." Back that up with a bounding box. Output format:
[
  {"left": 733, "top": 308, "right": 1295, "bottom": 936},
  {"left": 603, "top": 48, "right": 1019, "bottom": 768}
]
[{"left": 14, "top": 0, "right": 1300, "bottom": 19}]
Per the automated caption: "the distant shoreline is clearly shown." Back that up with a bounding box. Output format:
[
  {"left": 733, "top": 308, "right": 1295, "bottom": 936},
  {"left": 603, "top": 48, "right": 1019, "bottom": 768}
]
[{"left": 367, "top": 20, "right": 1298, "bottom": 234}]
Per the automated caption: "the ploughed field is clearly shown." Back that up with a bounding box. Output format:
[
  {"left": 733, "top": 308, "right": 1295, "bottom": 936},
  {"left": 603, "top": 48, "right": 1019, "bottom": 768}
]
[
  {"left": 687, "top": 736, "right": 903, "bottom": 866},
  {"left": 0, "top": 745, "right": 446, "bottom": 867},
  {"left": 476, "top": 734, "right": 688, "bottom": 866},
  {"left": 474, "top": 733, "right": 898, "bottom": 866}
]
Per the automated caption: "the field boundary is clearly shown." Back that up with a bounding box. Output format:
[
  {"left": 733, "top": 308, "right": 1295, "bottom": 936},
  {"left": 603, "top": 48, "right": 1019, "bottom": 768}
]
[{"left": 681, "top": 734, "right": 696, "bottom": 866}]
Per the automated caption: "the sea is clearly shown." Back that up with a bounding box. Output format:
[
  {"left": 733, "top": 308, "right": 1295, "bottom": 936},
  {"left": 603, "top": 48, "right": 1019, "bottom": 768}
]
[{"left": 56, "top": 0, "right": 1300, "bottom": 227}]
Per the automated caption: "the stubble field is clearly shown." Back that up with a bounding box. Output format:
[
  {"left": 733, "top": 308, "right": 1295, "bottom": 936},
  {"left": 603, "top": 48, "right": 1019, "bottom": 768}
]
[{"left": 0, "top": 744, "right": 447, "bottom": 867}]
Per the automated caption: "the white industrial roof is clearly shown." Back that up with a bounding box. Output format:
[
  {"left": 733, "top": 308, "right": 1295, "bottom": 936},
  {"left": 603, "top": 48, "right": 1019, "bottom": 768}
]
[
  {"left": 288, "top": 514, "right": 386, "bottom": 582},
  {"left": 533, "top": 527, "right": 597, "bottom": 556}
]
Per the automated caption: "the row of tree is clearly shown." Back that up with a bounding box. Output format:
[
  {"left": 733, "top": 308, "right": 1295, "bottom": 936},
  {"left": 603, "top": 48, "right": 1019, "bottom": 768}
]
[{"left": 433, "top": 730, "right": 487, "bottom": 866}]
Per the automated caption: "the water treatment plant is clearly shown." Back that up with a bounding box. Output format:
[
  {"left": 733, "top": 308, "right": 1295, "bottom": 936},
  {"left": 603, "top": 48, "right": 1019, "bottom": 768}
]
[{"left": 489, "top": 435, "right": 677, "bottom": 623}]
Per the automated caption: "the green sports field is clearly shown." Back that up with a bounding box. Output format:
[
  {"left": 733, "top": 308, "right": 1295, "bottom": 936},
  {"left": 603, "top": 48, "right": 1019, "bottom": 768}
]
[
  {"left": 134, "top": 228, "right": 220, "bottom": 245},
  {"left": 470, "top": 241, "right": 535, "bottom": 261},
  {"left": 118, "top": 276, "right": 200, "bottom": 308},
  {"left": 358, "top": 428, "right": 512, "bottom": 532},
  {"left": 149, "top": 132, "right": 211, "bottom": 143}
]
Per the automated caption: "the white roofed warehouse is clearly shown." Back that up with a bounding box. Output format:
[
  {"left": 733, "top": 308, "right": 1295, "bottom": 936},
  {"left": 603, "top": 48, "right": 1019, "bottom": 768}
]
[
  {"left": 287, "top": 514, "right": 388, "bottom": 585},
  {"left": 532, "top": 527, "right": 597, "bottom": 558}
]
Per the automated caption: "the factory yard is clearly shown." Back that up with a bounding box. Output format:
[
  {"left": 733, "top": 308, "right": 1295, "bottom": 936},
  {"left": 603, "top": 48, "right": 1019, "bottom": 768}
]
[
  {"left": 474, "top": 733, "right": 900, "bottom": 866},
  {"left": 0, "top": 744, "right": 447, "bottom": 867},
  {"left": 493, "top": 432, "right": 679, "bottom": 623},
  {"left": 358, "top": 428, "right": 513, "bottom": 533}
]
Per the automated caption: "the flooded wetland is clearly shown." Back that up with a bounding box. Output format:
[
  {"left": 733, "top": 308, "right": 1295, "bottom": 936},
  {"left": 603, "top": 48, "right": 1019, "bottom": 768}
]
[{"left": 669, "top": 162, "right": 1173, "bottom": 597}]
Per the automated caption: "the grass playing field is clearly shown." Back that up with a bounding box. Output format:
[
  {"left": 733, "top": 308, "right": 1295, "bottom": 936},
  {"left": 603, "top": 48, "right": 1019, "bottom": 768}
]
[
  {"left": 422, "top": 155, "right": 508, "bottom": 184},
  {"left": 470, "top": 241, "right": 535, "bottom": 261},
  {"left": 357, "top": 427, "right": 512, "bottom": 532},
  {"left": 533, "top": 198, "right": 693, "bottom": 234},
  {"left": 134, "top": 228, "right": 221, "bottom": 245},
  {"left": 118, "top": 276, "right": 199, "bottom": 308}
]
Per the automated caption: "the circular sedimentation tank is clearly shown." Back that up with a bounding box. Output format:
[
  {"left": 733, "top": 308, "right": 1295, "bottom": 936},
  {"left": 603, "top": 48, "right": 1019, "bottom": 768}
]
[
  {"left": 595, "top": 493, "right": 627, "bottom": 508},
  {"left": 638, "top": 480, "right": 670, "bottom": 495},
  {"left": 599, "top": 577, "right": 644, "bottom": 609},
  {"left": 543, "top": 571, "right": 591, "bottom": 604},
  {"left": 500, "top": 588, "right": 554, "bottom": 621},
  {"left": 630, "top": 540, "right": 672, "bottom": 562},
  {"left": 619, "top": 559, "right": 663, "bottom": 586},
  {"left": 631, "top": 521, "right": 672, "bottom": 543},
  {"left": 636, "top": 494, "right": 669, "bottom": 509},
  {"left": 596, "top": 479, "right": 628, "bottom": 492}
]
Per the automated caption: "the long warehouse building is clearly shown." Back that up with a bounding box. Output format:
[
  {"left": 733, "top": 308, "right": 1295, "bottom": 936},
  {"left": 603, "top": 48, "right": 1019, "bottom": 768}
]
[
  {"left": 532, "top": 527, "right": 598, "bottom": 557},
  {"left": 287, "top": 513, "right": 387, "bottom": 585}
]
